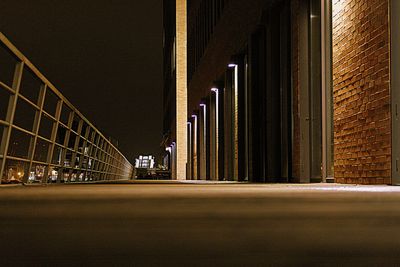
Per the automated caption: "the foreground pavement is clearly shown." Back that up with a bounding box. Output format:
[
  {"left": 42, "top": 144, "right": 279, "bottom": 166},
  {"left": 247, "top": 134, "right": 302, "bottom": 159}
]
[{"left": 1, "top": 182, "right": 400, "bottom": 266}]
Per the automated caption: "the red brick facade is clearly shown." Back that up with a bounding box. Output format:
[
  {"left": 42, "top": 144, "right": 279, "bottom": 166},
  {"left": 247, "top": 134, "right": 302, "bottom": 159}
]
[{"left": 332, "top": 0, "right": 391, "bottom": 184}]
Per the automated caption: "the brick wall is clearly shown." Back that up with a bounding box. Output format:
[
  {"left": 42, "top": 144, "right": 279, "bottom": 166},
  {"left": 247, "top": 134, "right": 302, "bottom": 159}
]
[{"left": 332, "top": 0, "right": 391, "bottom": 184}]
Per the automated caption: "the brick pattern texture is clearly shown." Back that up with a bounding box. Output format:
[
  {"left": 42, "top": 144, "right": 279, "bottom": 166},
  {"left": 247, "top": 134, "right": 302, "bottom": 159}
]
[{"left": 332, "top": 0, "right": 391, "bottom": 184}]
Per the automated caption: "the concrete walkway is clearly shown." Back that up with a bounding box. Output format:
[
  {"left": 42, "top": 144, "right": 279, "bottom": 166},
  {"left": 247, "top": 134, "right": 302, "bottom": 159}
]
[{"left": 1, "top": 183, "right": 400, "bottom": 266}]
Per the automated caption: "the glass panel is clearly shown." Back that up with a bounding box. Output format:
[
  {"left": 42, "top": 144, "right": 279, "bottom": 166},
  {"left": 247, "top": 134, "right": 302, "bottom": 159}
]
[
  {"left": 0, "top": 87, "right": 12, "bottom": 121},
  {"left": 62, "top": 169, "right": 71, "bottom": 183},
  {"left": 8, "top": 128, "right": 32, "bottom": 159},
  {"left": 48, "top": 166, "right": 59, "bottom": 183},
  {"left": 33, "top": 138, "right": 50, "bottom": 163},
  {"left": 79, "top": 171, "right": 86, "bottom": 182},
  {"left": 68, "top": 133, "right": 77, "bottom": 149},
  {"left": 0, "top": 43, "right": 19, "bottom": 87},
  {"left": 94, "top": 133, "right": 100, "bottom": 145},
  {"left": 81, "top": 156, "right": 88, "bottom": 169},
  {"left": 71, "top": 114, "right": 81, "bottom": 132},
  {"left": 87, "top": 158, "right": 93, "bottom": 169},
  {"left": 89, "top": 129, "right": 96, "bottom": 142},
  {"left": 81, "top": 122, "right": 89, "bottom": 137},
  {"left": 78, "top": 138, "right": 85, "bottom": 153},
  {"left": 92, "top": 160, "right": 98, "bottom": 171},
  {"left": 91, "top": 147, "right": 97, "bottom": 159},
  {"left": 0, "top": 126, "right": 4, "bottom": 154},
  {"left": 28, "top": 163, "right": 46, "bottom": 184},
  {"left": 60, "top": 104, "right": 72, "bottom": 125},
  {"left": 14, "top": 97, "right": 37, "bottom": 131},
  {"left": 93, "top": 172, "right": 99, "bottom": 181},
  {"left": 1, "top": 159, "right": 28, "bottom": 184},
  {"left": 52, "top": 145, "right": 63, "bottom": 165},
  {"left": 19, "top": 68, "right": 42, "bottom": 105},
  {"left": 74, "top": 154, "right": 80, "bottom": 168},
  {"left": 43, "top": 89, "right": 59, "bottom": 117},
  {"left": 38, "top": 114, "right": 54, "bottom": 140},
  {"left": 56, "top": 124, "right": 67, "bottom": 145},
  {"left": 70, "top": 170, "right": 78, "bottom": 182},
  {"left": 83, "top": 144, "right": 90, "bottom": 156},
  {"left": 64, "top": 150, "right": 73, "bottom": 167}
]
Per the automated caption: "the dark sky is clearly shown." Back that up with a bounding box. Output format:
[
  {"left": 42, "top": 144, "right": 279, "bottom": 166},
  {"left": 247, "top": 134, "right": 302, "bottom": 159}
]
[{"left": 0, "top": 0, "right": 163, "bottom": 162}]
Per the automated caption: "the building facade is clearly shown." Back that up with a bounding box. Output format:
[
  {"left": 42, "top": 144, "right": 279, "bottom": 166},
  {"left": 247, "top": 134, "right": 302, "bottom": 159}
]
[
  {"left": 162, "top": 0, "right": 188, "bottom": 180},
  {"left": 164, "top": 0, "right": 400, "bottom": 184},
  {"left": 0, "top": 33, "right": 133, "bottom": 184}
]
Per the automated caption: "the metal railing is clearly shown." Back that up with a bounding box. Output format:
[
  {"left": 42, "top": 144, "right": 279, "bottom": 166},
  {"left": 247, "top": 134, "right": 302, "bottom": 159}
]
[{"left": 0, "top": 32, "right": 133, "bottom": 184}]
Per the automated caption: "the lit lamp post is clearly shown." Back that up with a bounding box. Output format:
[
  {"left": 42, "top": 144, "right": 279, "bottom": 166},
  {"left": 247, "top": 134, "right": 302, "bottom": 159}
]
[
  {"left": 211, "top": 87, "right": 219, "bottom": 181},
  {"left": 199, "top": 103, "right": 207, "bottom": 180},
  {"left": 191, "top": 114, "right": 198, "bottom": 180},
  {"left": 187, "top": 121, "right": 192, "bottom": 180},
  {"left": 228, "top": 61, "right": 239, "bottom": 181}
]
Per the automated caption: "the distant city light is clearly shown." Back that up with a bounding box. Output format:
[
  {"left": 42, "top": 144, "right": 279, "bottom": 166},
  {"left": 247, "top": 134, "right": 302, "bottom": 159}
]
[{"left": 135, "top": 155, "right": 155, "bottom": 169}]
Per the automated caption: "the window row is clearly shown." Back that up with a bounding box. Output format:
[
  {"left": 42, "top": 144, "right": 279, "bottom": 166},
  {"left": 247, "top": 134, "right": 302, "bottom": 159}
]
[{"left": 188, "top": 0, "right": 227, "bottom": 81}]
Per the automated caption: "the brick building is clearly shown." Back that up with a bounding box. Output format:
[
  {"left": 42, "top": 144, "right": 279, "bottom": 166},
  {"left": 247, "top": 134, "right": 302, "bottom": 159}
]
[{"left": 163, "top": 0, "right": 400, "bottom": 184}]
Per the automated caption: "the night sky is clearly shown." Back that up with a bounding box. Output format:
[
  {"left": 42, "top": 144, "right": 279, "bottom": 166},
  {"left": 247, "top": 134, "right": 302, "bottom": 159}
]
[{"left": 0, "top": 0, "right": 163, "bottom": 162}]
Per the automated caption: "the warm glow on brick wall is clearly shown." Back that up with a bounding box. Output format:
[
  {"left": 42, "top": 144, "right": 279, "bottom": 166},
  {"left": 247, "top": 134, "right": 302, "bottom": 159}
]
[{"left": 332, "top": 0, "right": 391, "bottom": 184}]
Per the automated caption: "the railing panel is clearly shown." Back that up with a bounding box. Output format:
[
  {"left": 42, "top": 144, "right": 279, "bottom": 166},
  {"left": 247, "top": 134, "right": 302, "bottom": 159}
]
[{"left": 0, "top": 33, "right": 133, "bottom": 184}]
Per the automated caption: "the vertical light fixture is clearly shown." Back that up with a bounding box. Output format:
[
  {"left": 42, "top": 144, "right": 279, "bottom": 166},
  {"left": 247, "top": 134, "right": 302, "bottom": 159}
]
[
  {"left": 187, "top": 121, "right": 192, "bottom": 180},
  {"left": 228, "top": 62, "right": 239, "bottom": 181},
  {"left": 191, "top": 115, "right": 198, "bottom": 180},
  {"left": 200, "top": 103, "right": 207, "bottom": 180},
  {"left": 176, "top": 0, "right": 187, "bottom": 180},
  {"left": 211, "top": 87, "right": 219, "bottom": 180}
]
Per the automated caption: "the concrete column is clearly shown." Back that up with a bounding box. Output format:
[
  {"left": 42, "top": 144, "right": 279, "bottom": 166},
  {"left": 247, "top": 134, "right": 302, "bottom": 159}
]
[{"left": 176, "top": 0, "right": 187, "bottom": 180}]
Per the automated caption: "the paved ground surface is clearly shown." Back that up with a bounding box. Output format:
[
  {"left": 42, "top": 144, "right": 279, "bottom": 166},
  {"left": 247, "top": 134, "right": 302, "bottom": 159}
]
[{"left": 1, "top": 182, "right": 400, "bottom": 266}]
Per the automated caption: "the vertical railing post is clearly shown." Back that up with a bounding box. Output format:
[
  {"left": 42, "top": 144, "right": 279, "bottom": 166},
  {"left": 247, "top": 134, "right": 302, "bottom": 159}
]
[{"left": 29, "top": 84, "right": 46, "bottom": 183}]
